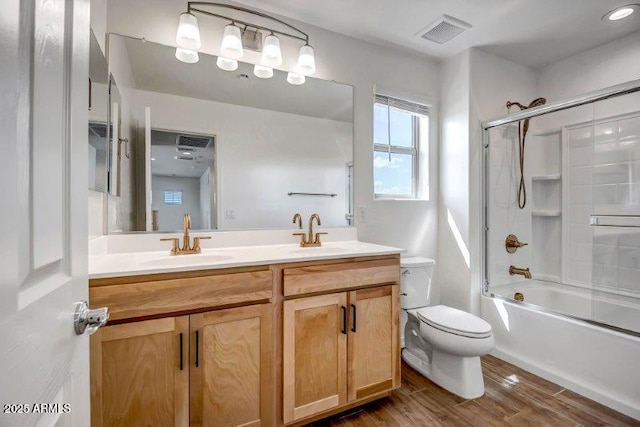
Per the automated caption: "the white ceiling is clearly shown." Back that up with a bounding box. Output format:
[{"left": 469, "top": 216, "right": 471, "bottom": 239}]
[{"left": 231, "top": 0, "right": 640, "bottom": 68}]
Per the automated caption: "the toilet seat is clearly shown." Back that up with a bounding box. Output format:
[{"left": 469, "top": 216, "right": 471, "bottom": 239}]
[{"left": 416, "top": 305, "right": 492, "bottom": 339}]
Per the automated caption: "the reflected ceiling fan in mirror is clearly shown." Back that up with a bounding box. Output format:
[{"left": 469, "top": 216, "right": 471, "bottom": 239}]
[{"left": 175, "top": 2, "right": 315, "bottom": 85}]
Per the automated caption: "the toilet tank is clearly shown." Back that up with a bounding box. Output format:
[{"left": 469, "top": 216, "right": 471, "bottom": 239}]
[{"left": 400, "top": 257, "right": 435, "bottom": 309}]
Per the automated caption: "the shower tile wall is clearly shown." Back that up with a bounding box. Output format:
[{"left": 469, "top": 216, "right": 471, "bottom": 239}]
[{"left": 567, "top": 113, "right": 640, "bottom": 295}]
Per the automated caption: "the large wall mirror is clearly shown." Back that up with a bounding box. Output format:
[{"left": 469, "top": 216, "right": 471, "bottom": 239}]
[{"left": 106, "top": 34, "right": 353, "bottom": 233}]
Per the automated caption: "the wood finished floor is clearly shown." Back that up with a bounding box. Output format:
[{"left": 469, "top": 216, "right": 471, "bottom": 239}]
[{"left": 306, "top": 355, "right": 640, "bottom": 427}]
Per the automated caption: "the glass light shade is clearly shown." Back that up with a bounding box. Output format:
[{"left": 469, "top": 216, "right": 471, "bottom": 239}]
[
  {"left": 253, "top": 64, "right": 273, "bottom": 79},
  {"left": 175, "top": 47, "right": 199, "bottom": 64},
  {"left": 287, "top": 72, "right": 305, "bottom": 85},
  {"left": 221, "top": 24, "right": 244, "bottom": 59},
  {"left": 297, "top": 44, "right": 316, "bottom": 75},
  {"left": 261, "top": 34, "right": 282, "bottom": 67},
  {"left": 216, "top": 56, "right": 238, "bottom": 71},
  {"left": 176, "top": 13, "right": 201, "bottom": 50},
  {"left": 609, "top": 7, "right": 634, "bottom": 20}
]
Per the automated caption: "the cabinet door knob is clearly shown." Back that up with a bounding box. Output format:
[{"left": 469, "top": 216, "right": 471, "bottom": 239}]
[{"left": 340, "top": 306, "right": 347, "bottom": 335}]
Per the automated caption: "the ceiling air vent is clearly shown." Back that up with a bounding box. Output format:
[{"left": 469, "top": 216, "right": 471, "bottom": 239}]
[
  {"left": 89, "top": 122, "right": 109, "bottom": 138},
  {"left": 174, "top": 155, "right": 195, "bottom": 161},
  {"left": 417, "top": 14, "right": 472, "bottom": 44},
  {"left": 176, "top": 134, "right": 213, "bottom": 149}
]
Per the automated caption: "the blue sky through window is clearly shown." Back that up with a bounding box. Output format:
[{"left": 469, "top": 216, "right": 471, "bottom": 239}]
[{"left": 374, "top": 104, "right": 415, "bottom": 196}]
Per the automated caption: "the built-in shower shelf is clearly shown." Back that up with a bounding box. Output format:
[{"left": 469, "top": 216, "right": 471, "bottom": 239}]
[
  {"left": 532, "top": 174, "right": 561, "bottom": 182},
  {"left": 532, "top": 210, "right": 561, "bottom": 217}
]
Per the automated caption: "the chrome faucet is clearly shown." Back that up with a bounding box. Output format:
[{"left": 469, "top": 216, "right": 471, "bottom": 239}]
[
  {"left": 509, "top": 265, "right": 532, "bottom": 279},
  {"left": 292, "top": 213, "right": 328, "bottom": 247},
  {"left": 160, "top": 213, "right": 211, "bottom": 255}
]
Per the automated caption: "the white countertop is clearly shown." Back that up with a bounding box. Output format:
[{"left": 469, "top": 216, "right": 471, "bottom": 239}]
[{"left": 88, "top": 240, "right": 404, "bottom": 279}]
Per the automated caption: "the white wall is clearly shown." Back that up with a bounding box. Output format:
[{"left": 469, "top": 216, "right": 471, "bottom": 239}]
[
  {"left": 538, "top": 31, "right": 640, "bottom": 102},
  {"left": 105, "top": 0, "right": 440, "bottom": 258},
  {"left": 107, "top": 34, "right": 136, "bottom": 232},
  {"left": 131, "top": 89, "right": 352, "bottom": 230},
  {"left": 436, "top": 51, "right": 471, "bottom": 310},
  {"left": 90, "top": 0, "right": 107, "bottom": 54},
  {"left": 469, "top": 49, "right": 537, "bottom": 311},
  {"left": 152, "top": 175, "right": 203, "bottom": 231}
]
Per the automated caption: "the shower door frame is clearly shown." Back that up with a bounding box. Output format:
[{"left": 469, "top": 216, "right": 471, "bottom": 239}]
[{"left": 480, "top": 78, "right": 640, "bottom": 336}]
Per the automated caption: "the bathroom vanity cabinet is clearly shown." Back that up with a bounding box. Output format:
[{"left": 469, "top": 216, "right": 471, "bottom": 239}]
[
  {"left": 282, "top": 260, "right": 400, "bottom": 424},
  {"left": 89, "top": 254, "right": 400, "bottom": 427},
  {"left": 89, "top": 267, "right": 273, "bottom": 427}
]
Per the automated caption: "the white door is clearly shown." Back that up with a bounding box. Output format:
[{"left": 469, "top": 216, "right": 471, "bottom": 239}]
[{"left": 0, "top": 0, "right": 92, "bottom": 426}]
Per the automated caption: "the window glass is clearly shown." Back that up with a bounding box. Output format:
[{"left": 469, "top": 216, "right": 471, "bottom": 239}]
[
  {"left": 163, "top": 190, "right": 183, "bottom": 205},
  {"left": 373, "top": 152, "right": 413, "bottom": 196},
  {"left": 373, "top": 96, "right": 429, "bottom": 199}
]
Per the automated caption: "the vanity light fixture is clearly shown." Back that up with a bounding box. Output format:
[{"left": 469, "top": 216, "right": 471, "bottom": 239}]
[
  {"left": 176, "top": 13, "right": 202, "bottom": 50},
  {"left": 262, "top": 33, "right": 282, "bottom": 67},
  {"left": 603, "top": 4, "right": 638, "bottom": 21},
  {"left": 216, "top": 56, "right": 238, "bottom": 71},
  {"left": 287, "top": 72, "right": 305, "bottom": 85},
  {"left": 174, "top": 2, "right": 316, "bottom": 84},
  {"left": 221, "top": 24, "right": 244, "bottom": 59},
  {"left": 175, "top": 47, "right": 199, "bottom": 63},
  {"left": 254, "top": 64, "right": 273, "bottom": 79}
]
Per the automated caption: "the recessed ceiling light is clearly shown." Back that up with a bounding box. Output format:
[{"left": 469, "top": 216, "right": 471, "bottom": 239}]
[{"left": 603, "top": 4, "right": 638, "bottom": 21}]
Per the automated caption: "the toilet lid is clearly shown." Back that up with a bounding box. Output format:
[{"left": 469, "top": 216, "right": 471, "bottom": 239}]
[{"left": 416, "top": 305, "right": 492, "bottom": 338}]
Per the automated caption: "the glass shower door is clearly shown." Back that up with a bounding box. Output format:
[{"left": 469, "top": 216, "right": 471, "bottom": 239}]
[{"left": 589, "top": 91, "right": 640, "bottom": 334}]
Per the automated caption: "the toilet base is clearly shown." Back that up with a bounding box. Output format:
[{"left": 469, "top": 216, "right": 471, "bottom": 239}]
[{"left": 402, "top": 348, "right": 485, "bottom": 399}]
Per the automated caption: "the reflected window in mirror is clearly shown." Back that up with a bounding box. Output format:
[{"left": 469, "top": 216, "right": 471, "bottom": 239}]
[{"left": 373, "top": 95, "right": 430, "bottom": 200}]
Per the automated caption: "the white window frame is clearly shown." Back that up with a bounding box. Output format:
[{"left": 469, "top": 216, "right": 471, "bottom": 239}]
[{"left": 373, "top": 95, "right": 429, "bottom": 200}]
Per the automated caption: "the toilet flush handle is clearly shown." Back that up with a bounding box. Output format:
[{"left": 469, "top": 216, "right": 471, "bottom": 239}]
[{"left": 402, "top": 270, "right": 410, "bottom": 276}]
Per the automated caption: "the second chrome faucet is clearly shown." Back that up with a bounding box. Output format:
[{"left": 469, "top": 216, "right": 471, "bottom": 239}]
[{"left": 292, "top": 213, "right": 328, "bottom": 247}]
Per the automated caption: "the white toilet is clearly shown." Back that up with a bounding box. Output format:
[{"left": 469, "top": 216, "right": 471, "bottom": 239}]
[{"left": 400, "top": 257, "right": 494, "bottom": 399}]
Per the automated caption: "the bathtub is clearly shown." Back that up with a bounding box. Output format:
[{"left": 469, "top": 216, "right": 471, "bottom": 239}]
[{"left": 481, "top": 280, "right": 640, "bottom": 420}]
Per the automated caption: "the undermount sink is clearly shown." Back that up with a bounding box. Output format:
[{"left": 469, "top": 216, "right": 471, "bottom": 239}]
[{"left": 139, "top": 253, "right": 240, "bottom": 267}]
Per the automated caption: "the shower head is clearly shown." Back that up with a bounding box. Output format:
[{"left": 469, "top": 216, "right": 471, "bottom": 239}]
[
  {"left": 506, "top": 97, "right": 547, "bottom": 112},
  {"left": 528, "top": 97, "right": 547, "bottom": 108}
]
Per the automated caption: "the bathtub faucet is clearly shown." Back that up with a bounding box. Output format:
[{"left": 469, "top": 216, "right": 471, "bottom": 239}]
[{"left": 509, "top": 265, "right": 532, "bottom": 279}]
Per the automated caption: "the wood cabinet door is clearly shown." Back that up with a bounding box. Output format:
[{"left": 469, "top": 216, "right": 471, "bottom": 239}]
[
  {"left": 90, "top": 316, "right": 189, "bottom": 427},
  {"left": 190, "top": 304, "right": 272, "bottom": 427},
  {"left": 283, "top": 293, "right": 348, "bottom": 424},
  {"left": 348, "top": 285, "right": 400, "bottom": 401}
]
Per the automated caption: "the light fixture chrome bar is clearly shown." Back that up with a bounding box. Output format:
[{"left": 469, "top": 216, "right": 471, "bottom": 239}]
[
  {"left": 288, "top": 192, "right": 337, "bottom": 197},
  {"left": 482, "top": 78, "right": 640, "bottom": 130},
  {"left": 187, "top": 2, "right": 309, "bottom": 43}
]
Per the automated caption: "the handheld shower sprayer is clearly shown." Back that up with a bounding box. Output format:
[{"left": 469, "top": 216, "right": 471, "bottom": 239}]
[{"left": 505, "top": 97, "right": 547, "bottom": 209}]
